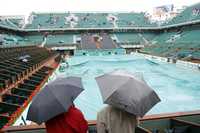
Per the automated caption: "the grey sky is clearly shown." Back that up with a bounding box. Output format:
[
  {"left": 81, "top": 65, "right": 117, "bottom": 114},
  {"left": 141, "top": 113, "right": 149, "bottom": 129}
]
[{"left": 0, "top": 0, "right": 199, "bottom": 17}]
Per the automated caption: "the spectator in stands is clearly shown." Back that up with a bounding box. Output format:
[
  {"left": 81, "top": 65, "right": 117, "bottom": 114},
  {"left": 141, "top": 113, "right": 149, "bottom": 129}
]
[
  {"left": 43, "top": 32, "right": 48, "bottom": 41},
  {"left": 192, "top": 8, "right": 200, "bottom": 16},
  {"left": 198, "top": 64, "right": 200, "bottom": 70},
  {"left": 37, "top": 24, "right": 41, "bottom": 29},
  {"left": 97, "top": 105, "right": 138, "bottom": 133},
  {"left": 45, "top": 104, "right": 88, "bottom": 133},
  {"left": 0, "top": 35, "right": 3, "bottom": 45}
]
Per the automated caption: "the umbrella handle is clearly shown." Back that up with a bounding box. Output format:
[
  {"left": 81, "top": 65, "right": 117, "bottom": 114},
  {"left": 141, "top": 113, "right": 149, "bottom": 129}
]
[{"left": 71, "top": 97, "right": 75, "bottom": 105}]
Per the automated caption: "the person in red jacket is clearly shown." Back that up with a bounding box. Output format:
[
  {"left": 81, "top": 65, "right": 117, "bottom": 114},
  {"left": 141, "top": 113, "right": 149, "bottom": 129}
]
[{"left": 45, "top": 105, "right": 88, "bottom": 133}]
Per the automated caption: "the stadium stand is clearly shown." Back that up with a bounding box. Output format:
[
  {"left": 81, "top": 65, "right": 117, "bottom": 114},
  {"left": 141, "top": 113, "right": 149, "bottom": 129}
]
[
  {"left": 0, "top": 66, "right": 53, "bottom": 129},
  {"left": 0, "top": 17, "right": 22, "bottom": 29},
  {"left": 24, "top": 35, "right": 43, "bottom": 45},
  {"left": 24, "top": 12, "right": 156, "bottom": 29},
  {"left": 174, "top": 29, "right": 200, "bottom": 46},
  {"left": 0, "top": 9, "right": 199, "bottom": 60},
  {"left": 114, "top": 33, "right": 145, "bottom": 44},
  {"left": 75, "top": 13, "right": 113, "bottom": 28},
  {"left": 6, "top": 18, "right": 24, "bottom": 28},
  {"left": 0, "top": 3, "right": 200, "bottom": 30},
  {"left": 100, "top": 33, "right": 117, "bottom": 49},
  {"left": 0, "top": 46, "right": 60, "bottom": 129},
  {"left": 81, "top": 34, "right": 99, "bottom": 49},
  {"left": 141, "top": 32, "right": 157, "bottom": 41},
  {"left": 25, "top": 13, "right": 113, "bottom": 29},
  {"left": 0, "top": 34, "right": 29, "bottom": 47},
  {"left": 46, "top": 34, "right": 75, "bottom": 46},
  {"left": 25, "top": 13, "right": 69, "bottom": 29},
  {"left": 0, "top": 46, "right": 57, "bottom": 90},
  {"left": 0, "top": 2, "right": 200, "bottom": 132},
  {"left": 115, "top": 13, "right": 157, "bottom": 27},
  {"left": 110, "top": 32, "right": 156, "bottom": 47},
  {"left": 141, "top": 28, "right": 200, "bottom": 60},
  {"left": 163, "top": 2, "right": 200, "bottom": 25},
  {"left": 80, "top": 33, "right": 116, "bottom": 49}
]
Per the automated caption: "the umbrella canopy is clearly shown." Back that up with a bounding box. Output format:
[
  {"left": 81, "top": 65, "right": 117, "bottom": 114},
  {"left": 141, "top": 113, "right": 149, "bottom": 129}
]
[
  {"left": 95, "top": 69, "right": 160, "bottom": 117},
  {"left": 27, "top": 76, "right": 84, "bottom": 124}
]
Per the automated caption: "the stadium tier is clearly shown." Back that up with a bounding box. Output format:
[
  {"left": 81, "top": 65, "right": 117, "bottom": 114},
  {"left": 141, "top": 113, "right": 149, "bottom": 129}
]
[
  {"left": 0, "top": 3, "right": 200, "bottom": 131},
  {"left": 163, "top": 3, "right": 200, "bottom": 26},
  {"left": 24, "top": 35, "right": 43, "bottom": 45},
  {"left": 0, "top": 46, "right": 59, "bottom": 128},
  {"left": 75, "top": 13, "right": 113, "bottom": 28},
  {"left": 0, "top": 3, "right": 200, "bottom": 30},
  {"left": 46, "top": 34, "right": 75, "bottom": 46},
  {"left": 113, "top": 33, "right": 144, "bottom": 44},
  {"left": 140, "top": 32, "right": 156, "bottom": 41},
  {"left": 0, "top": 17, "right": 23, "bottom": 29},
  {"left": 25, "top": 13, "right": 69, "bottom": 29},
  {"left": 115, "top": 13, "right": 156, "bottom": 27},
  {"left": 0, "top": 34, "right": 30, "bottom": 46},
  {"left": 24, "top": 12, "right": 156, "bottom": 29},
  {"left": 113, "top": 32, "right": 156, "bottom": 45},
  {"left": 142, "top": 28, "right": 200, "bottom": 59},
  {"left": 7, "top": 18, "right": 23, "bottom": 28}
]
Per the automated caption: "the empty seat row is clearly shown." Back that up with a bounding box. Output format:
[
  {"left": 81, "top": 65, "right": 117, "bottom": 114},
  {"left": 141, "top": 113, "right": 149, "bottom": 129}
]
[
  {"left": 0, "top": 46, "right": 56, "bottom": 91},
  {"left": 0, "top": 66, "right": 53, "bottom": 129}
]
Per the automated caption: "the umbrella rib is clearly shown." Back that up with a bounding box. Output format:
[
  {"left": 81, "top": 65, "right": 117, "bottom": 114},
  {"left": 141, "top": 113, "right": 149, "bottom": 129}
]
[
  {"left": 105, "top": 76, "right": 132, "bottom": 102},
  {"left": 49, "top": 87, "right": 68, "bottom": 112}
]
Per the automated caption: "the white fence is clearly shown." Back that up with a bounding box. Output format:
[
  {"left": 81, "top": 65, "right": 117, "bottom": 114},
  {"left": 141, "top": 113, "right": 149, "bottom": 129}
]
[{"left": 133, "top": 52, "right": 200, "bottom": 71}]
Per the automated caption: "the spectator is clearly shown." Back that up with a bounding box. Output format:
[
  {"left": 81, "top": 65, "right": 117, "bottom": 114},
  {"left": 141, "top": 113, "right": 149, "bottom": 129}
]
[
  {"left": 97, "top": 105, "right": 138, "bottom": 133},
  {"left": 0, "top": 35, "right": 3, "bottom": 45},
  {"left": 198, "top": 64, "right": 200, "bottom": 70},
  {"left": 46, "top": 105, "right": 88, "bottom": 133}
]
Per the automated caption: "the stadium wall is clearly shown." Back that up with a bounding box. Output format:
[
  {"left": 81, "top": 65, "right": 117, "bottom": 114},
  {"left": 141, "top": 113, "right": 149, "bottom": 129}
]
[{"left": 134, "top": 52, "right": 200, "bottom": 71}]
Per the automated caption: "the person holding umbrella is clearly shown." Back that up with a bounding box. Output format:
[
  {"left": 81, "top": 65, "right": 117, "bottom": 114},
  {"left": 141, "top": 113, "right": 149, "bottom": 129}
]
[
  {"left": 97, "top": 105, "right": 138, "bottom": 133},
  {"left": 27, "top": 77, "right": 88, "bottom": 133},
  {"left": 95, "top": 70, "right": 161, "bottom": 133},
  {"left": 45, "top": 104, "right": 88, "bottom": 133}
]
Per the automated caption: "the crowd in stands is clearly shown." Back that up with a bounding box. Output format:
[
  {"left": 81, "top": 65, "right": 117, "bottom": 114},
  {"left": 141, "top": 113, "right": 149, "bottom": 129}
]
[
  {"left": 0, "top": 3, "right": 200, "bottom": 29},
  {"left": 0, "top": 3, "right": 199, "bottom": 61},
  {"left": 0, "top": 29, "right": 199, "bottom": 62},
  {"left": 115, "top": 13, "right": 156, "bottom": 27},
  {"left": 192, "top": 8, "right": 200, "bottom": 16},
  {"left": 24, "top": 12, "right": 155, "bottom": 29},
  {"left": 163, "top": 3, "right": 200, "bottom": 26},
  {"left": 142, "top": 28, "right": 200, "bottom": 61}
]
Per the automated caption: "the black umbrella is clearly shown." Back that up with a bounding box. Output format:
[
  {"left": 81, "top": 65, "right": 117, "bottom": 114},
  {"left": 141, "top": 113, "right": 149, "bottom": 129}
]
[{"left": 27, "top": 76, "right": 84, "bottom": 124}]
